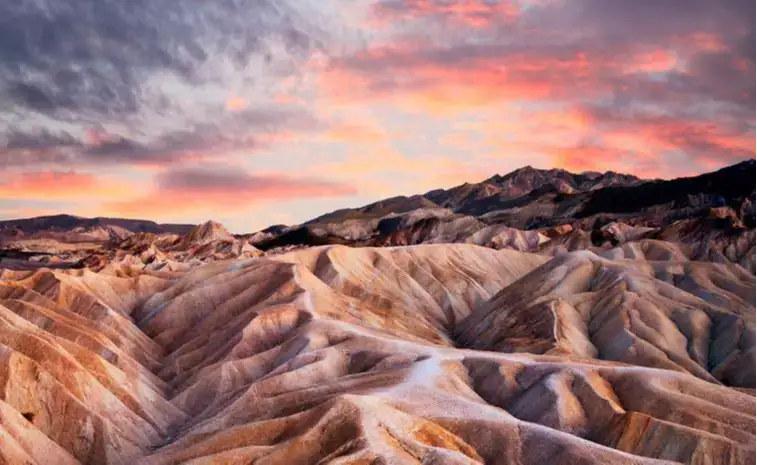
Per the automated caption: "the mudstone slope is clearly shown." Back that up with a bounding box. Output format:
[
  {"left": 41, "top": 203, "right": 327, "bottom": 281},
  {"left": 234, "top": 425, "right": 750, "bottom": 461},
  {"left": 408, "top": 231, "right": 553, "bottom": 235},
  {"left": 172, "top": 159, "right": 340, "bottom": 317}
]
[
  {"left": 0, "top": 161, "right": 754, "bottom": 464},
  {"left": 0, "top": 243, "right": 754, "bottom": 464}
]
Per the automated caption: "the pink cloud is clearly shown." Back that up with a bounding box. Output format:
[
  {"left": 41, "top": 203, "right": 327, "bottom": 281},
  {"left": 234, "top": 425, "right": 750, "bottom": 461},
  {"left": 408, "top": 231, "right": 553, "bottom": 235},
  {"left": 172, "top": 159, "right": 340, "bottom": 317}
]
[{"left": 103, "top": 166, "right": 358, "bottom": 218}]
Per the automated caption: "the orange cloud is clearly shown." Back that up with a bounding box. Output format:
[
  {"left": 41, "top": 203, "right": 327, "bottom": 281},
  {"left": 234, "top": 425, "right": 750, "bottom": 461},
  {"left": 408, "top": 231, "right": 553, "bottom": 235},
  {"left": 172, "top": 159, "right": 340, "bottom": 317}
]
[
  {"left": 225, "top": 97, "right": 249, "bottom": 112},
  {"left": 551, "top": 145, "right": 629, "bottom": 173},
  {"left": 0, "top": 171, "right": 132, "bottom": 201},
  {"left": 549, "top": 110, "right": 755, "bottom": 178},
  {"left": 310, "top": 143, "right": 494, "bottom": 196},
  {"left": 319, "top": 35, "right": 733, "bottom": 116},
  {"left": 629, "top": 49, "right": 679, "bottom": 73},
  {"left": 319, "top": 47, "right": 635, "bottom": 113},
  {"left": 0, "top": 207, "right": 66, "bottom": 220},
  {"left": 604, "top": 116, "right": 755, "bottom": 160},
  {"left": 315, "top": 27, "right": 753, "bottom": 178},
  {"left": 675, "top": 33, "right": 728, "bottom": 53},
  {"left": 439, "top": 132, "right": 474, "bottom": 150},
  {"left": 103, "top": 168, "right": 357, "bottom": 218},
  {"left": 322, "top": 123, "right": 387, "bottom": 143},
  {"left": 520, "top": 106, "right": 593, "bottom": 133},
  {"left": 274, "top": 93, "right": 298, "bottom": 105}
]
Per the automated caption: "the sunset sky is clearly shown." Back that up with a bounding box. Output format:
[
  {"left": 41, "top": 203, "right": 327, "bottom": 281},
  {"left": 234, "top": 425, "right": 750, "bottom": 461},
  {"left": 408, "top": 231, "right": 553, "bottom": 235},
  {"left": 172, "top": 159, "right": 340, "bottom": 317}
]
[{"left": 1, "top": 0, "right": 754, "bottom": 232}]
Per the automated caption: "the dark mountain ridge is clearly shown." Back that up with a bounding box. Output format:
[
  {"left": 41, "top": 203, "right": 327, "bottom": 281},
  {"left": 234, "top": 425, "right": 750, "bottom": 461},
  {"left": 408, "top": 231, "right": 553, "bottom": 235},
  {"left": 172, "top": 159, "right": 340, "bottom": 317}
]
[
  {"left": 425, "top": 165, "right": 643, "bottom": 213},
  {"left": 0, "top": 214, "right": 194, "bottom": 237},
  {"left": 253, "top": 159, "right": 755, "bottom": 252}
]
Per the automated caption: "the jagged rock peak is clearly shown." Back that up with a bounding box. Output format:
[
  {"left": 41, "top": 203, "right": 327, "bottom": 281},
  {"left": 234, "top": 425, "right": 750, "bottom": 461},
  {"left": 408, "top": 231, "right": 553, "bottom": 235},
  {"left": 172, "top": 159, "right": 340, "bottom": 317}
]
[{"left": 181, "top": 220, "right": 233, "bottom": 245}]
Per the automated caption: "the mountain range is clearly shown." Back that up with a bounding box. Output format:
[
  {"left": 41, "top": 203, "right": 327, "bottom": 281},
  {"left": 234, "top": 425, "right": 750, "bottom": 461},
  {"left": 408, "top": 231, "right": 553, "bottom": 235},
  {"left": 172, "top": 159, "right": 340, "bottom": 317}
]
[
  {"left": 0, "top": 214, "right": 193, "bottom": 239},
  {"left": 2, "top": 160, "right": 754, "bottom": 269},
  {"left": 0, "top": 160, "right": 754, "bottom": 464}
]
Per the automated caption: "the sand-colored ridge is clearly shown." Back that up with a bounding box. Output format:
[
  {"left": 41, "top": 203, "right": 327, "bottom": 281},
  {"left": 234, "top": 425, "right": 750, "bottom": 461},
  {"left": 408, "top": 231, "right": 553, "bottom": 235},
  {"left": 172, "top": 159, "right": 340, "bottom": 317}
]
[
  {"left": 456, "top": 250, "right": 756, "bottom": 387},
  {"left": 0, "top": 243, "right": 753, "bottom": 464}
]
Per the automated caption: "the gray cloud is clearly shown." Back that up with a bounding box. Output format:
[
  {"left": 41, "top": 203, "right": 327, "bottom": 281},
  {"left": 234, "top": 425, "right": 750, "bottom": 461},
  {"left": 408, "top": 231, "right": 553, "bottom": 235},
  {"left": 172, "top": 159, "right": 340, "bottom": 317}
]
[
  {"left": 0, "top": 103, "right": 326, "bottom": 168},
  {"left": 3, "top": 129, "right": 80, "bottom": 150},
  {"left": 7, "top": 82, "right": 63, "bottom": 112},
  {"left": 0, "top": 1, "right": 322, "bottom": 115},
  {"left": 155, "top": 164, "right": 358, "bottom": 197},
  {"left": 574, "top": 0, "right": 752, "bottom": 43},
  {"left": 0, "top": 0, "right": 340, "bottom": 167}
]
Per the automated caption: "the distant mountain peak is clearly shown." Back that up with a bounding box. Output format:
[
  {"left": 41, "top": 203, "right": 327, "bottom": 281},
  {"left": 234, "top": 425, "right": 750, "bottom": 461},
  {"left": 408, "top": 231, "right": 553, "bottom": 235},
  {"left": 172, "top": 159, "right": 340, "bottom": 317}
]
[
  {"left": 183, "top": 220, "right": 233, "bottom": 245},
  {"left": 490, "top": 165, "right": 641, "bottom": 180}
]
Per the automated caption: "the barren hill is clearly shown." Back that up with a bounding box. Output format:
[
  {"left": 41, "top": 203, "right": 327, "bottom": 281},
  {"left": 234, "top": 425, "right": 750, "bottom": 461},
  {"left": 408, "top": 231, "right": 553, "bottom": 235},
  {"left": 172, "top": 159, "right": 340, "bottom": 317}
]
[
  {"left": 0, "top": 214, "right": 194, "bottom": 237},
  {"left": 0, "top": 243, "right": 754, "bottom": 464},
  {"left": 0, "top": 161, "right": 754, "bottom": 464}
]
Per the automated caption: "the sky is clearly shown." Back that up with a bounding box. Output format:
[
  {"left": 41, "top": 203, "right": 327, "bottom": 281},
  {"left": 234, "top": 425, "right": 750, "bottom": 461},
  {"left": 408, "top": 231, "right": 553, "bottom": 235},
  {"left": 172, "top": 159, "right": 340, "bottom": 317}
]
[{"left": 0, "top": 0, "right": 754, "bottom": 232}]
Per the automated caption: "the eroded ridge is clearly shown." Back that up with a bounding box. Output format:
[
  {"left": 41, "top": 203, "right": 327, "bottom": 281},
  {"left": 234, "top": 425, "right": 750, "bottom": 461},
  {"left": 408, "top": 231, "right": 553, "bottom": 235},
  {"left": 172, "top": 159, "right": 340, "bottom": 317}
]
[{"left": 0, "top": 244, "right": 754, "bottom": 464}]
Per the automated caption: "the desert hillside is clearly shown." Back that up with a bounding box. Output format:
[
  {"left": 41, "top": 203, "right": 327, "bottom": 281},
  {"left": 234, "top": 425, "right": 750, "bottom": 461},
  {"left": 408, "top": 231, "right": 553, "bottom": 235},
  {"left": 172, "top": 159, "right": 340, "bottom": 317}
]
[
  {"left": 0, "top": 162, "right": 754, "bottom": 464},
  {"left": 0, "top": 241, "right": 754, "bottom": 464},
  {"left": 1, "top": 0, "right": 753, "bottom": 461}
]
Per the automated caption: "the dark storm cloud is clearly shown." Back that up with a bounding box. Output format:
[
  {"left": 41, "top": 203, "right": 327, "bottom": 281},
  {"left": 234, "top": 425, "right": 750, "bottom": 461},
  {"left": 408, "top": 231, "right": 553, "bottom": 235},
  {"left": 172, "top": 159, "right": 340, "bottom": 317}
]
[
  {"left": 7, "top": 82, "right": 63, "bottom": 112},
  {"left": 0, "top": 1, "right": 322, "bottom": 117},
  {"left": 0, "top": 0, "right": 335, "bottom": 167}
]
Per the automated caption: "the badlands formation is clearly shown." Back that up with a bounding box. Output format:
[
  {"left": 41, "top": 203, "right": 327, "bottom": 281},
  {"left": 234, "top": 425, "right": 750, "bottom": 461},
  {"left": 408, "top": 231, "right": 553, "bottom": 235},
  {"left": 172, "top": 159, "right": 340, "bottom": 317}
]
[{"left": 0, "top": 161, "right": 754, "bottom": 464}]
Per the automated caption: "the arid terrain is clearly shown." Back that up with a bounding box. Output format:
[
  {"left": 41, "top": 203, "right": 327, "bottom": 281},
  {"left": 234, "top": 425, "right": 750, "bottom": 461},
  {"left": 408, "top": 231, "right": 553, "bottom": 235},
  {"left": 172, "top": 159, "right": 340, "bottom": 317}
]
[{"left": 0, "top": 161, "right": 754, "bottom": 464}]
